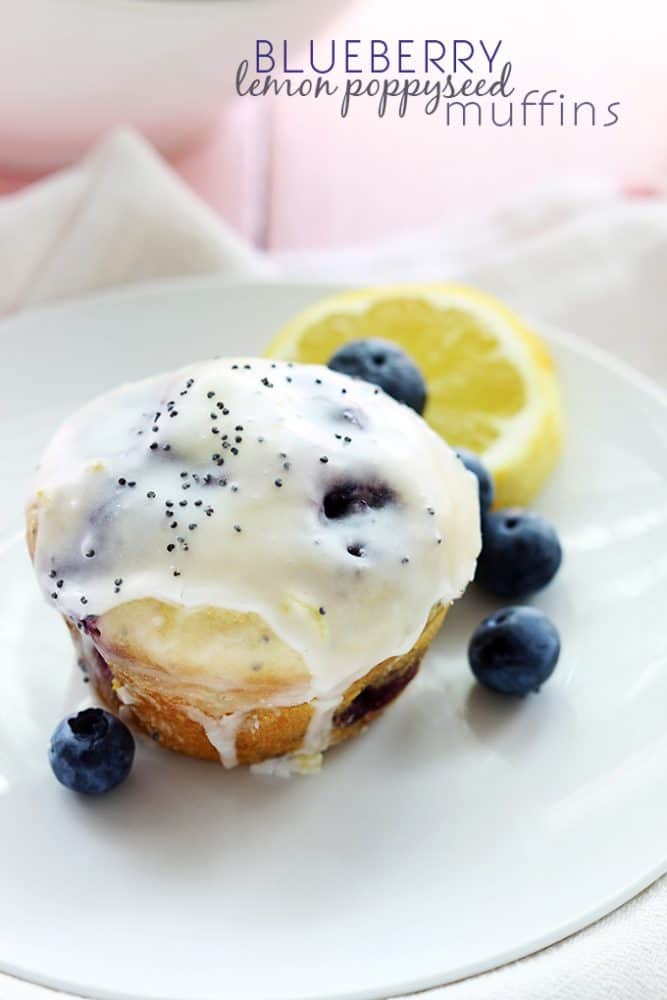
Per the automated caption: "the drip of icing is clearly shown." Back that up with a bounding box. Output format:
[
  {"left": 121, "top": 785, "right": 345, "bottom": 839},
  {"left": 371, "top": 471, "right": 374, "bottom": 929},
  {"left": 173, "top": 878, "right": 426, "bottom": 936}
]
[
  {"left": 31, "top": 357, "right": 481, "bottom": 705},
  {"left": 188, "top": 700, "right": 337, "bottom": 770},
  {"left": 185, "top": 707, "right": 245, "bottom": 768},
  {"left": 114, "top": 684, "right": 137, "bottom": 727},
  {"left": 301, "top": 697, "right": 339, "bottom": 755},
  {"left": 114, "top": 685, "right": 136, "bottom": 706},
  {"left": 250, "top": 752, "right": 323, "bottom": 778},
  {"left": 248, "top": 699, "right": 338, "bottom": 778}
]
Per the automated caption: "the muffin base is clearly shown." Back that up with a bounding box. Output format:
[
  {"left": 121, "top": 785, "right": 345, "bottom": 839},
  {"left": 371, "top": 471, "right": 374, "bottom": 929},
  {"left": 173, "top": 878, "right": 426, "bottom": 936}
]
[{"left": 69, "top": 603, "right": 447, "bottom": 767}]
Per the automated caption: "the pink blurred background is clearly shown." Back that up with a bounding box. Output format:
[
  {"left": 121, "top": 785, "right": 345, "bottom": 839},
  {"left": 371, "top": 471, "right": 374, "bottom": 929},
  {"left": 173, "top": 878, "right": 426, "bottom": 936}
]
[{"left": 1, "top": 0, "right": 665, "bottom": 250}]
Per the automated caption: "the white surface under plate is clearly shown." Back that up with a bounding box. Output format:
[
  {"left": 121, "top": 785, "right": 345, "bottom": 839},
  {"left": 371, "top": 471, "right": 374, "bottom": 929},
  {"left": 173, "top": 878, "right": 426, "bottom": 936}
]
[{"left": 0, "top": 279, "right": 666, "bottom": 1000}]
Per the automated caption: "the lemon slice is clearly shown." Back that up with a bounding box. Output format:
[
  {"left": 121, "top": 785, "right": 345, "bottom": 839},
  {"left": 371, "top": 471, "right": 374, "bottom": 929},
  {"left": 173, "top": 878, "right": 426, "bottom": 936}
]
[{"left": 264, "top": 284, "right": 564, "bottom": 507}]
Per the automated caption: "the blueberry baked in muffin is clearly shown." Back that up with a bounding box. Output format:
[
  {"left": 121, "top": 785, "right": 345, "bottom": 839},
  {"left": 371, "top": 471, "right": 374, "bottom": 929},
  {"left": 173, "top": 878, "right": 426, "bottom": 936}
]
[{"left": 27, "top": 359, "right": 480, "bottom": 772}]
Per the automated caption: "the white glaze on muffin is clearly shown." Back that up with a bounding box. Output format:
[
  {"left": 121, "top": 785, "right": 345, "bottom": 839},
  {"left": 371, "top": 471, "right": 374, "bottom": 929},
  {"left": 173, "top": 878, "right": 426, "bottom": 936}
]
[{"left": 30, "top": 358, "right": 481, "bottom": 705}]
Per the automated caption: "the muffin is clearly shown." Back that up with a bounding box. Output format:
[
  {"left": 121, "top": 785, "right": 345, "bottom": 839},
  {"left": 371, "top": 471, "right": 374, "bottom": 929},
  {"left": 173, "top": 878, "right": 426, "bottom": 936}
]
[{"left": 27, "top": 358, "right": 480, "bottom": 771}]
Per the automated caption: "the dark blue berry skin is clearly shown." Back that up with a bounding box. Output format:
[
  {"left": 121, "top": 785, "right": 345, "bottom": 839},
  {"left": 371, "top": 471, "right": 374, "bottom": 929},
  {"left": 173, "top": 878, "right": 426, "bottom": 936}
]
[
  {"left": 327, "top": 338, "right": 427, "bottom": 414},
  {"left": 456, "top": 448, "right": 494, "bottom": 514},
  {"left": 48, "top": 708, "right": 135, "bottom": 795},
  {"left": 476, "top": 508, "right": 562, "bottom": 599},
  {"left": 468, "top": 606, "right": 560, "bottom": 696}
]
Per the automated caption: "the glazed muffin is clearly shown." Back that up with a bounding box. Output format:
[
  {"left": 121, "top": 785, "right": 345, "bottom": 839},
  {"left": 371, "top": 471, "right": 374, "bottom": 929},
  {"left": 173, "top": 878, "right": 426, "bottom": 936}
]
[{"left": 27, "top": 358, "right": 480, "bottom": 772}]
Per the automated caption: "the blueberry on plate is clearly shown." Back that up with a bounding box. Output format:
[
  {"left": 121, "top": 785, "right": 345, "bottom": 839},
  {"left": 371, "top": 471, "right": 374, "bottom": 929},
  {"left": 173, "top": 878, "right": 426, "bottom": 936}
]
[
  {"left": 48, "top": 707, "right": 135, "bottom": 795},
  {"left": 476, "top": 508, "right": 562, "bottom": 599},
  {"left": 327, "top": 338, "right": 427, "bottom": 414},
  {"left": 456, "top": 448, "right": 494, "bottom": 514},
  {"left": 468, "top": 606, "right": 560, "bottom": 696}
]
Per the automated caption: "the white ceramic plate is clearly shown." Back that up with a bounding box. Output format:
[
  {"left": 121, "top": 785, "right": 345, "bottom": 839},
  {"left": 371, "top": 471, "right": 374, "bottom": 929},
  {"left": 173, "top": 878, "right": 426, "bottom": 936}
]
[{"left": 1, "top": 280, "right": 666, "bottom": 1000}]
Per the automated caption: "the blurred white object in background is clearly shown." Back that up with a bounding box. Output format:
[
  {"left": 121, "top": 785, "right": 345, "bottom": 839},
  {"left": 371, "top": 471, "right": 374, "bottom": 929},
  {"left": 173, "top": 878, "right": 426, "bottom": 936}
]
[
  {"left": 0, "top": 0, "right": 349, "bottom": 170},
  {"left": 1, "top": 129, "right": 665, "bottom": 383}
]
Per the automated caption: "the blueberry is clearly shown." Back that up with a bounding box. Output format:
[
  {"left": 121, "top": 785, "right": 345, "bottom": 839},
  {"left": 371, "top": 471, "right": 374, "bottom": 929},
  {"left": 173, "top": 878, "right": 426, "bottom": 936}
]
[
  {"left": 327, "top": 338, "right": 427, "bottom": 414},
  {"left": 48, "top": 708, "right": 135, "bottom": 795},
  {"left": 476, "top": 508, "right": 562, "bottom": 599},
  {"left": 334, "top": 660, "right": 421, "bottom": 727},
  {"left": 456, "top": 448, "right": 494, "bottom": 514},
  {"left": 468, "top": 606, "right": 560, "bottom": 696},
  {"left": 323, "top": 480, "right": 394, "bottom": 519}
]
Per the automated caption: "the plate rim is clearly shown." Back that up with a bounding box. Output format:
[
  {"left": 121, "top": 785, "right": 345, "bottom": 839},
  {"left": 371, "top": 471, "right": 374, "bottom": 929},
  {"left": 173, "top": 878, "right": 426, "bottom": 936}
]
[
  {"left": 0, "top": 864, "right": 665, "bottom": 1000},
  {"left": 0, "top": 273, "right": 665, "bottom": 406}
]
